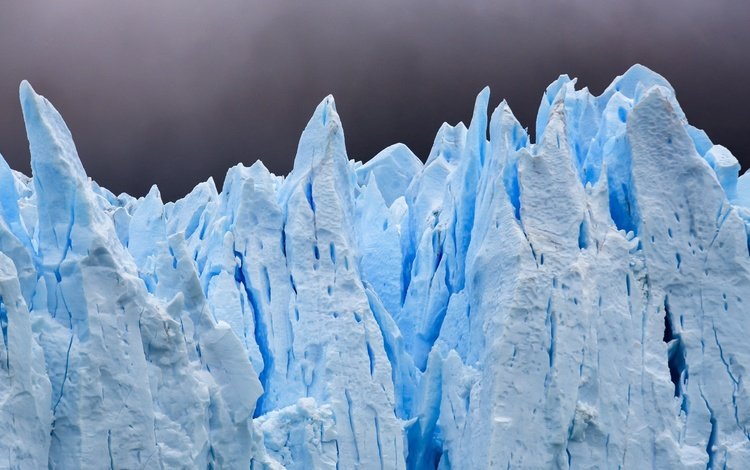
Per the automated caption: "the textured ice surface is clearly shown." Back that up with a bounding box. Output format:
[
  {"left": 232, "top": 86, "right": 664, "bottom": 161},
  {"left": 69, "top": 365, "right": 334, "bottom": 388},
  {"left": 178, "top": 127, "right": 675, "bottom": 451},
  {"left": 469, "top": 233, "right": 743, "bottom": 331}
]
[{"left": 2, "top": 65, "right": 750, "bottom": 468}]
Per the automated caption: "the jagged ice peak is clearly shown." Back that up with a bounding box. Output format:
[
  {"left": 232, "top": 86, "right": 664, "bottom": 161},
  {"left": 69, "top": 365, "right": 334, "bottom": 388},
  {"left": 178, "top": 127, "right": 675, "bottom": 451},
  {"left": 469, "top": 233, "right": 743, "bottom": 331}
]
[{"left": 1, "top": 65, "right": 750, "bottom": 469}]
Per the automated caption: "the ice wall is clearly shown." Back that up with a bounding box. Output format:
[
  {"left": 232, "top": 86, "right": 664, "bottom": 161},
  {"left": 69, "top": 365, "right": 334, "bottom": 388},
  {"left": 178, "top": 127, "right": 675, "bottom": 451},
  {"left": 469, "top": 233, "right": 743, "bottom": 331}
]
[{"left": 1, "top": 65, "right": 750, "bottom": 469}]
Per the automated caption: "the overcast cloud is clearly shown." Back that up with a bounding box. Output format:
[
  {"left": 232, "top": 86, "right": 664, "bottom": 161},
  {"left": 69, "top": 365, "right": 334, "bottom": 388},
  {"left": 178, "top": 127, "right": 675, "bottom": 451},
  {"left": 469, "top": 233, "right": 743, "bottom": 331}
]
[{"left": 0, "top": 0, "right": 747, "bottom": 200}]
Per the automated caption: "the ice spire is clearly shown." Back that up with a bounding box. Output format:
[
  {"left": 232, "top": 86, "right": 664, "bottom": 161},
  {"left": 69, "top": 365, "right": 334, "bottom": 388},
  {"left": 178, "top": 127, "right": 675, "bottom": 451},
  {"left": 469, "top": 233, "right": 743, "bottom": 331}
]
[{"left": 2, "top": 66, "right": 750, "bottom": 468}]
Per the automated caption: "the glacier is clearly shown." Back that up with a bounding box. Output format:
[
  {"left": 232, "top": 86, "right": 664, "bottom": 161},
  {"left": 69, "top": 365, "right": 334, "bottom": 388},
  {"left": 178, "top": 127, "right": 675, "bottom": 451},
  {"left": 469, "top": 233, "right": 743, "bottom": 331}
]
[{"left": 1, "top": 64, "right": 750, "bottom": 468}]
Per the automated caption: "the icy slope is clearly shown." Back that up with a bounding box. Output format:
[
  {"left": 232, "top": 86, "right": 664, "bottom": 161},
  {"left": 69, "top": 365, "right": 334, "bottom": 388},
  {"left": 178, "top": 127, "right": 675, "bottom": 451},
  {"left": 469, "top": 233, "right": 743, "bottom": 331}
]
[{"left": 1, "top": 65, "right": 750, "bottom": 468}]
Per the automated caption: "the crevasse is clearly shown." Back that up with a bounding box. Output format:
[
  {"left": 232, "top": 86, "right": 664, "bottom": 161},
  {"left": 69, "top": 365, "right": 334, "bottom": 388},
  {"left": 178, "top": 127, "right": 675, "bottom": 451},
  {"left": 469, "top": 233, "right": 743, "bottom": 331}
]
[{"left": 1, "top": 65, "right": 750, "bottom": 469}]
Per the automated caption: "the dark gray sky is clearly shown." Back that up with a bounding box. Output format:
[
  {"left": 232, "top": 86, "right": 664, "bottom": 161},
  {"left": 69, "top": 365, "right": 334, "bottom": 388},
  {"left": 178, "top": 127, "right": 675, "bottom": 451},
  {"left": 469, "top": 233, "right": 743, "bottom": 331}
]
[{"left": 0, "top": 0, "right": 747, "bottom": 201}]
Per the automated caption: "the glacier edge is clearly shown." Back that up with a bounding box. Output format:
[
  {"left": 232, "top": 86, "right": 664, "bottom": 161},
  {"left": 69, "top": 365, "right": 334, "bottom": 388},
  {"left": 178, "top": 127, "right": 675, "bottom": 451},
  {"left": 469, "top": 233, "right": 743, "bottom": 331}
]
[{"left": 0, "top": 66, "right": 749, "bottom": 469}]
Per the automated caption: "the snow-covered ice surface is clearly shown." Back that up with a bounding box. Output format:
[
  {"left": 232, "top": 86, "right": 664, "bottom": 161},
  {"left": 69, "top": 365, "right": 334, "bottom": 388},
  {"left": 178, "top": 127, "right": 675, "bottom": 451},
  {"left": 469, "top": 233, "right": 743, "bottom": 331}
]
[{"left": 1, "top": 65, "right": 750, "bottom": 468}]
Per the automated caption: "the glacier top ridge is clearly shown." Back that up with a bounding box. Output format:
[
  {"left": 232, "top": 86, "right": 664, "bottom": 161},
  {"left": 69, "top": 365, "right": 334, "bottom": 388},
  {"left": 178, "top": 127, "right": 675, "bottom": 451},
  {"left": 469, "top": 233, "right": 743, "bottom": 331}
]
[{"left": 1, "top": 64, "right": 750, "bottom": 469}]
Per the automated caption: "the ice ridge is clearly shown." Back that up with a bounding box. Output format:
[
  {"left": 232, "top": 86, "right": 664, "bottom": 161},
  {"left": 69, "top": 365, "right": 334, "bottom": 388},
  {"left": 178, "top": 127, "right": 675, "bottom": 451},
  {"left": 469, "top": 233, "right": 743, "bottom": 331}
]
[{"left": 2, "top": 65, "right": 750, "bottom": 468}]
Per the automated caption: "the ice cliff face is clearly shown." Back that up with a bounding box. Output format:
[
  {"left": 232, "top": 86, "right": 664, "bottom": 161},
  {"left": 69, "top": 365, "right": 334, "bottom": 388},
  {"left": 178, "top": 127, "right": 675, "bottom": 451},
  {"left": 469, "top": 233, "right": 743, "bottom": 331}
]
[{"left": 1, "top": 65, "right": 750, "bottom": 469}]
